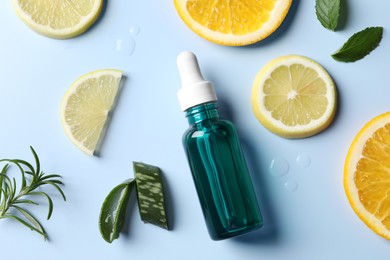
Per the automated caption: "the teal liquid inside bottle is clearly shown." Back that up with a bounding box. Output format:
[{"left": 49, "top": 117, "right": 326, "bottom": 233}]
[
  {"left": 177, "top": 52, "right": 263, "bottom": 240},
  {"left": 183, "top": 102, "right": 263, "bottom": 240}
]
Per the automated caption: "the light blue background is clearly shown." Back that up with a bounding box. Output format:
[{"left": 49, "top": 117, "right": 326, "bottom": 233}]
[{"left": 1, "top": 0, "right": 390, "bottom": 259}]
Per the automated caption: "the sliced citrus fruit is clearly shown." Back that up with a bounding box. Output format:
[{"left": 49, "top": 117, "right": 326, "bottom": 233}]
[
  {"left": 251, "top": 55, "right": 336, "bottom": 138},
  {"left": 344, "top": 112, "right": 390, "bottom": 240},
  {"left": 61, "top": 69, "right": 122, "bottom": 156},
  {"left": 11, "top": 0, "right": 103, "bottom": 39},
  {"left": 173, "top": 0, "right": 292, "bottom": 46}
]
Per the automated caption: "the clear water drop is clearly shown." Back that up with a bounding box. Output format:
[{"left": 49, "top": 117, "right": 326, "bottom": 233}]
[
  {"left": 116, "top": 38, "right": 136, "bottom": 56},
  {"left": 61, "top": 45, "right": 71, "bottom": 50},
  {"left": 284, "top": 181, "right": 298, "bottom": 192},
  {"left": 296, "top": 154, "right": 311, "bottom": 168},
  {"left": 269, "top": 157, "right": 289, "bottom": 177},
  {"left": 129, "top": 26, "right": 140, "bottom": 36}
]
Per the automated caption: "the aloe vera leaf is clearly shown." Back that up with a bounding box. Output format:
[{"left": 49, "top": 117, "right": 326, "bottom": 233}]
[
  {"left": 99, "top": 179, "right": 135, "bottom": 243},
  {"left": 133, "top": 162, "right": 169, "bottom": 230}
]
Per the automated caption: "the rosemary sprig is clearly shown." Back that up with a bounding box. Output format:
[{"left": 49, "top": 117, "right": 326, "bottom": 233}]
[{"left": 0, "top": 146, "right": 66, "bottom": 240}]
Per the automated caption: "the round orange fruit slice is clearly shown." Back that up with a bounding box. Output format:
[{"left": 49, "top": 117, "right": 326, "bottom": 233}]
[
  {"left": 344, "top": 111, "right": 390, "bottom": 240},
  {"left": 173, "top": 0, "right": 292, "bottom": 46}
]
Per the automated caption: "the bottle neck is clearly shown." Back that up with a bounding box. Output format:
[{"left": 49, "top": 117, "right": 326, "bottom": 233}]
[{"left": 185, "top": 102, "right": 219, "bottom": 125}]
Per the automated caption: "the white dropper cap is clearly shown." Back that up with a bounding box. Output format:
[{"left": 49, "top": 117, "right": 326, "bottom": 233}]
[{"left": 177, "top": 51, "right": 217, "bottom": 111}]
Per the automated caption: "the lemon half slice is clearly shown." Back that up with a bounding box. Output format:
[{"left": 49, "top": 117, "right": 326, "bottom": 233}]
[
  {"left": 251, "top": 55, "right": 336, "bottom": 138},
  {"left": 12, "top": 0, "right": 103, "bottom": 39},
  {"left": 345, "top": 112, "right": 390, "bottom": 240},
  {"left": 173, "top": 0, "right": 292, "bottom": 46},
  {"left": 61, "top": 69, "right": 122, "bottom": 156}
]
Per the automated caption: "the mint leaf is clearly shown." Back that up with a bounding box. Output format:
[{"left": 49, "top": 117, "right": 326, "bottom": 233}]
[
  {"left": 332, "top": 27, "right": 383, "bottom": 62},
  {"left": 316, "top": 0, "right": 340, "bottom": 31}
]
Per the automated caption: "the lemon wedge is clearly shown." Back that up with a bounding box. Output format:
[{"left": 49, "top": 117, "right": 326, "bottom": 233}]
[
  {"left": 345, "top": 112, "right": 390, "bottom": 240},
  {"left": 173, "top": 0, "right": 292, "bottom": 46},
  {"left": 61, "top": 69, "right": 122, "bottom": 156},
  {"left": 12, "top": 0, "right": 103, "bottom": 39},
  {"left": 251, "top": 55, "right": 337, "bottom": 138}
]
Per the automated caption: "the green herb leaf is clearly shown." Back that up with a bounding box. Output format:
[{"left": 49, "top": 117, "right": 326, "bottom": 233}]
[
  {"left": 10, "top": 159, "right": 35, "bottom": 175},
  {"left": 0, "top": 165, "right": 9, "bottom": 202},
  {"left": 12, "top": 205, "right": 46, "bottom": 240},
  {"left": 332, "top": 27, "right": 383, "bottom": 62},
  {"left": 30, "top": 146, "right": 40, "bottom": 175},
  {"left": 29, "top": 191, "right": 54, "bottom": 220},
  {"left": 40, "top": 174, "right": 63, "bottom": 181},
  {"left": 316, "top": 0, "right": 340, "bottom": 31},
  {"left": 0, "top": 214, "right": 46, "bottom": 237},
  {"left": 99, "top": 179, "right": 135, "bottom": 243},
  {"left": 133, "top": 162, "right": 169, "bottom": 230},
  {"left": 39, "top": 181, "right": 67, "bottom": 201},
  {"left": 0, "top": 147, "right": 65, "bottom": 239},
  {"left": 13, "top": 199, "right": 39, "bottom": 206}
]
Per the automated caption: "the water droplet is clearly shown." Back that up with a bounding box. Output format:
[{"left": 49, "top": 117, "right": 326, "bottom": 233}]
[
  {"left": 284, "top": 181, "right": 298, "bottom": 192},
  {"left": 61, "top": 45, "right": 71, "bottom": 50},
  {"left": 116, "top": 38, "right": 136, "bottom": 56},
  {"left": 269, "top": 157, "right": 289, "bottom": 177},
  {"left": 296, "top": 154, "right": 311, "bottom": 168},
  {"left": 129, "top": 26, "right": 140, "bottom": 36}
]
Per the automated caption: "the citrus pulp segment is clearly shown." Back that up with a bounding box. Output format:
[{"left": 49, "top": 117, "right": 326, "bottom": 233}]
[
  {"left": 61, "top": 69, "right": 123, "bottom": 156},
  {"left": 12, "top": 0, "right": 103, "bottom": 39},
  {"left": 344, "top": 112, "right": 390, "bottom": 240},
  {"left": 173, "top": 0, "right": 292, "bottom": 46},
  {"left": 251, "top": 55, "right": 336, "bottom": 138}
]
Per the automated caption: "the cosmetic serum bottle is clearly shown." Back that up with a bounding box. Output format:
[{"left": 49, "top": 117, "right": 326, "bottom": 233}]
[{"left": 177, "top": 51, "right": 263, "bottom": 240}]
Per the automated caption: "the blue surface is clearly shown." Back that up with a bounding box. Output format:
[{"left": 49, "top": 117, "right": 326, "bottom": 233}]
[{"left": 1, "top": 0, "right": 390, "bottom": 259}]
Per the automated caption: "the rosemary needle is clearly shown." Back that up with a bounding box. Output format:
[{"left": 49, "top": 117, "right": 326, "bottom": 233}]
[{"left": 0, "top": 146, "right": 66, "bottom": 240}]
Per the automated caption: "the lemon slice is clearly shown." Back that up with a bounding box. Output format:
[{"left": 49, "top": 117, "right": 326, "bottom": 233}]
[
  {"left": 12, "top": 0, "right": 103, "bottom": 39},
  {"left": 61, "top": 69, "right": 122, "bottom": 156},
  {"left": 345, "top": 112, "right": 390, "bottom": 240},
  {"left": 251, "top": 55, "right": 336, "bottom": 138},
  {"left": 173, "top": 0, "right": 292, "bottom": 46}
]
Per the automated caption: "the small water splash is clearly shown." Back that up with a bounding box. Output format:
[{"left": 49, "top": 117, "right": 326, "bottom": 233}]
[
  {"left": 284, "top": 181, "right": 298, "bottom": 192},
  {"left": 129, "top": 26, "right": 140, "bottom": 36},
  {"left": 296, "top": 154, "right": 311, "bottom": 168},
  {"left": 269, "top": 157, "right": 289, "bottom": 177},
  {"left": 116, "top": 38, "right": 136, "bottom": 56}
]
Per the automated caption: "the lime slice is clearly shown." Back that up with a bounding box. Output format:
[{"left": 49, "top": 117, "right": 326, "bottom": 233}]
[
  {"left": 60, "top": 69, "right": 122, "bottom": 155},
  {"left": 12, "top": 0, "right": 103, "bottom": 39},
  {"left": 99, "top": 179, "right": 135, "bottom": 243},
  {"left": 251, "top": 55, "right": 337, "bottom": 138}
]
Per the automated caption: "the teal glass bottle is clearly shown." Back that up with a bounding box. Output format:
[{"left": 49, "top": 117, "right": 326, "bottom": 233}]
[{"left": 177, "top": 52, "right": 263, "bottom": 240}]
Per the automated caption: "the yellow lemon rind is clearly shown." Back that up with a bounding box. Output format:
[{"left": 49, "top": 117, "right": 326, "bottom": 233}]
[
  {"left": 344, "top": 111, "right": 390, "bottom": 240},
  {"left": 251, "top": 55, "right": 337, "bottom": 138},
  {"left": 11, "top": 0, "right": 103, "bottom": 39},
  {"left": 60, "top": 69, "right": 123, "bottom": 156},
  {"left": 173, "top": 0, "right": 292, "bottom": 46}
]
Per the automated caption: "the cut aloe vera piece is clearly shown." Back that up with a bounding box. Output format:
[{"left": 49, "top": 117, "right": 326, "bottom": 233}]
[
  {"left": 133, "top": 162, "right": 169, "bottom": 230},
  {"left": 99, "top": 179, "right": 135, "bottom": 243}
]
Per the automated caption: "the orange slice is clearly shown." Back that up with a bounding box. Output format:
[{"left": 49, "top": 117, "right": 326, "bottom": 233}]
[
  {"left": 173, "top": 0, "right": 292, "bottom": 46},
  {"left": 344, "top": 111, "right": 390, "bottom": 240}
]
